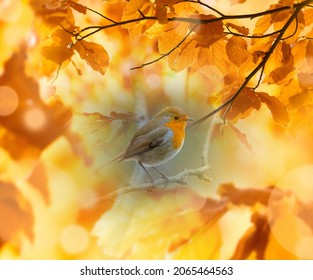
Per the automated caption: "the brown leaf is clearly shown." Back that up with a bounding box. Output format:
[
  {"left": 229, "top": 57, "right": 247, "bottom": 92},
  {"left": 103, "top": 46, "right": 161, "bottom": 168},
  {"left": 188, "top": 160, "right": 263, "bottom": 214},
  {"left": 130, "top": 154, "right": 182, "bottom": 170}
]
[
  {"left": 68, "top": 0, "right": 87, "bottom": 14},
  {"left": 74, "top": 40, "right": 109, "bottom": 75},
  {"left": 226, "top": 23, "right": 249, "bottom": 36},
  {"left": 226, "top": 36, "right": 249, "bottom": 67},
  {"left": 256, "top": 92, "right": 289, "bottom": 126},
  {"left": 0, "top": 181, "right": 34, "bottom": 246},
  {"left": 27, "top": 161, "right": 50, "bottom": 204},
  {"left": 218, "top": 183, "right": 284, "bottom": 207},
  {"left": 231, "top": 213, "right": 270, "bottom": 260}
]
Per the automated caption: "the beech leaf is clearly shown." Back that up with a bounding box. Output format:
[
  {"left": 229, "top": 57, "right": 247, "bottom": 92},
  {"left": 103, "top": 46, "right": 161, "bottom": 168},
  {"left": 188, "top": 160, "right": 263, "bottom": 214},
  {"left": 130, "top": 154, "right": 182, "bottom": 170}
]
[{"left": 74, "top": 41, "right": 109, "bottom": 75}]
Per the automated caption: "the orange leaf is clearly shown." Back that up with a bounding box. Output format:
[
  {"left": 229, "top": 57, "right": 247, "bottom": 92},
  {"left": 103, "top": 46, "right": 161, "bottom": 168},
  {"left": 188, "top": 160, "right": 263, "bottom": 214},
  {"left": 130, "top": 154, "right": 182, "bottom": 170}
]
[
  {"left": 226, "top": 22, "right": 249, "bottom": 36},
  {"left": 74, "top": 40, "right": 109, "bottom": 75},
  {"left": 226, "top": 36, "right": 249, "bottom": 67},
  {"left": 158, "top": 22, "right": 189, "bottom": 54},
  {"left": 68, "top": 0, "right": 87, "bottom": 14},
  {"left": 41, "top": 29, "right": 74, "bottom": 65},
  {"left": 168, "top": 38, "right": 198, "bottom": 72},
  {"left": 198, "top": 40, "right": 230, "bottom": 77},
  {"left": 256, "top": 92, "right": 289, "bottom": 125},
  {"left": 225, "top": 88, "right": 261, "bottom": 120},
  {"left": 194, "top": 15, "right": 225, "bottom": 48},
  {"left": 155, "top": 3, "right": 168, "bottom": 24}
]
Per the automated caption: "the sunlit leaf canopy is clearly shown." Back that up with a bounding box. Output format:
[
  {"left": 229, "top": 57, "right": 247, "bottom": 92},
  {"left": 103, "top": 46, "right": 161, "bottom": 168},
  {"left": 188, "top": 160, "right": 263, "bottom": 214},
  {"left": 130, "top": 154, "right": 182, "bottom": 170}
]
[{"left": 0, "top": 0, "right": 313, "bottom": 260}]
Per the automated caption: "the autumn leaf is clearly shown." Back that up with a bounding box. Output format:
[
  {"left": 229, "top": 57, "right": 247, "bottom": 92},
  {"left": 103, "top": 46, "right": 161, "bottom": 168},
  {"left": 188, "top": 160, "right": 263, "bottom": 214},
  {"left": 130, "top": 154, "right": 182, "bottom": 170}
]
[
  {"left": 193, "top": 15, "right": 225, "bottom": 48},
  {"left": 68, "top": 0, "right": 87, "bottom": 14},
  {"left": 256, "top": 92, "right": 289, "bottom": 125},
  {"left": 226, "top": 22, "right": 249, "bottom": 36},
  {"left": 168, "top": 38, "right": 198, "bottom": 72},
  {"left": 226, "top": 36, "right": 249, "bottom": 67},
  {"left": 74, "top": 40, "right": 109, "bottom": 75},
  {"left": 225, "top": 88, "right": 261, "bottom": 121}
]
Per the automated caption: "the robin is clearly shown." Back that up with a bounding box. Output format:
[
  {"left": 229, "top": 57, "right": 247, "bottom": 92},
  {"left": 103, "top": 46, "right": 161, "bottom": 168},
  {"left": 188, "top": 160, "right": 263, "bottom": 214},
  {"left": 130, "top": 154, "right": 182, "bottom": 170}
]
[{"left": 103, "top": 106, "right": 193, "bottom": 187}]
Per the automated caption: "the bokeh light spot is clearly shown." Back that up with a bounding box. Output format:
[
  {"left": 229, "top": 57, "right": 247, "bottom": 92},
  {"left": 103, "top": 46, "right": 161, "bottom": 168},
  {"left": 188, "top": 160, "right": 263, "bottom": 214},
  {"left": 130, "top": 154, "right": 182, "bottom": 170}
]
[
  {"left": 0, "top": 86, "right": 19, "bottom": 116},
  {"left": 23, "top": 107, "right": 47, "bottom": 131},
  {"left": 60, "top": 225, "right": 89, "bottom": 255},
  {"left": 146, "top": 73, "right": 161, "bottom": 89}
]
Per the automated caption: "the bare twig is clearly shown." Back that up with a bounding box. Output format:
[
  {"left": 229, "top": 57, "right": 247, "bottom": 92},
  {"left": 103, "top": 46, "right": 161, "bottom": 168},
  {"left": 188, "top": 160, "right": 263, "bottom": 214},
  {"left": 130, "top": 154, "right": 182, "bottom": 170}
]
[{"left": 93, "top": 164, "right": 211, "bottom": 202}]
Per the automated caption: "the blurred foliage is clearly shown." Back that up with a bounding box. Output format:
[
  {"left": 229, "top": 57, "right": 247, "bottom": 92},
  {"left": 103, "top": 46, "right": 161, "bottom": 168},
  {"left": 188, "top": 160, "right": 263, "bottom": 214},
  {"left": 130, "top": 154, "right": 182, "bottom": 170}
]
[{"left": 0, "top": 0, "right": 313, "bottom": 260}]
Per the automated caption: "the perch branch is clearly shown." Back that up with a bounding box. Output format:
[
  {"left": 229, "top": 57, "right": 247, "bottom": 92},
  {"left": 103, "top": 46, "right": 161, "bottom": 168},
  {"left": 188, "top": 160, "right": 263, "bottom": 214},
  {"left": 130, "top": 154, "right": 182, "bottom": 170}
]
[{"left": 95, "top": 164, "right": 211, "bottom": 201}]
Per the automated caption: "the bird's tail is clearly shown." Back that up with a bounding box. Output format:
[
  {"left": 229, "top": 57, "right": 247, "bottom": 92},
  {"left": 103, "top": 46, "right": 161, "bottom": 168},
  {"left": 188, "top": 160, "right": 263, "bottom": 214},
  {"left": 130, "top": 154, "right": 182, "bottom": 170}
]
[{"left": 95, "top": 152, "right": 125, "bottom": 174}]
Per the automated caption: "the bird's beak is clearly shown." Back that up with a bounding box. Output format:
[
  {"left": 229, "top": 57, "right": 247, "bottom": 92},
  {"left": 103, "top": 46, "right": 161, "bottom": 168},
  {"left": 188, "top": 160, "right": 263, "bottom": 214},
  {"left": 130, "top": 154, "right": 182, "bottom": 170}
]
[{"left": 186, "top": 116, "right": 194, "bottom": 121}]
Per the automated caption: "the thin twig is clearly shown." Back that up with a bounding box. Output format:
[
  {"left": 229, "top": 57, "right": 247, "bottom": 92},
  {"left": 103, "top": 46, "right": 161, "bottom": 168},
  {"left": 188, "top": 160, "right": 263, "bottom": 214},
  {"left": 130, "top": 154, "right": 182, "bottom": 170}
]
[
  {"left": 86, "top": 7, "right": 117, "bottom": 23},
  {"left": 131, "top": 24, "right": 197, "bottom": 70}
]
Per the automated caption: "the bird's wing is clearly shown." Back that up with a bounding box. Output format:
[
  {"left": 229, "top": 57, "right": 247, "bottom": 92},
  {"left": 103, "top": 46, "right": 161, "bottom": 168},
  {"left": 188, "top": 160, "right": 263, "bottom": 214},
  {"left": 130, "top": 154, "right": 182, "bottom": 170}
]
[{"left": 121, "top": 126, "right": 169, "bottom": 160}]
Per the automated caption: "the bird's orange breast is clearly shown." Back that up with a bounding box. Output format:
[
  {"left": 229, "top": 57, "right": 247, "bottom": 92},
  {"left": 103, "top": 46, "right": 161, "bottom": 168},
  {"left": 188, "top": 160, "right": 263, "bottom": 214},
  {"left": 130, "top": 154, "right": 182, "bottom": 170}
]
[{"left": 165, "top": 121, "right": 186, "bottom": 149}]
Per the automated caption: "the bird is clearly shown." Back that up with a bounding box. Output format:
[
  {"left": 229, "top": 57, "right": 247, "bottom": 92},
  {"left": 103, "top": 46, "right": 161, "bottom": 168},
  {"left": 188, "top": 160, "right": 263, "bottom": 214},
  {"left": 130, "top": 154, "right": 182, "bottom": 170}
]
[{"left": 102, "top": 106, "right": 193, "bottom": 187}]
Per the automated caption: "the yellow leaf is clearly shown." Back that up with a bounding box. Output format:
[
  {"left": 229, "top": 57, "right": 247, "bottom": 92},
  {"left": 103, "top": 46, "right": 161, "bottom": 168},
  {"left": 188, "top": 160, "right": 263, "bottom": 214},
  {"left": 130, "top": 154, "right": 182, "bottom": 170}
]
[{"left": 74, "top": 41, "right": 109, "bottom": 75}]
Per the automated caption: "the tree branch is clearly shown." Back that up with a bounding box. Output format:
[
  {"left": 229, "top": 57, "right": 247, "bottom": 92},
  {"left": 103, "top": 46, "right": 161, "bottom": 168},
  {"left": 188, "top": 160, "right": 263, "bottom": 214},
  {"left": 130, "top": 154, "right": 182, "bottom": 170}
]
[
  {"left": 191, "top": 0, "right": 310, "bottom": 127},
  {"left": 68, "top": 2, "right": 304, "bottom": 42},
  {"left": 94, "top": 164, "right": 211, "bottom": 202}
]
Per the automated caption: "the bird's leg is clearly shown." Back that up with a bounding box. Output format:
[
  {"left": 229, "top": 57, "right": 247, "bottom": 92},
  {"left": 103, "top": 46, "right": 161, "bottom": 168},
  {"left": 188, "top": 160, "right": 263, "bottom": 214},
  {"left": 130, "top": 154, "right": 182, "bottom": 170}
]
[
  {"left": 151, "top": 167, "right": 169, "bottom": 188},
  {"left": 138, "top": 162, "right": 156, "bottom": 191}
]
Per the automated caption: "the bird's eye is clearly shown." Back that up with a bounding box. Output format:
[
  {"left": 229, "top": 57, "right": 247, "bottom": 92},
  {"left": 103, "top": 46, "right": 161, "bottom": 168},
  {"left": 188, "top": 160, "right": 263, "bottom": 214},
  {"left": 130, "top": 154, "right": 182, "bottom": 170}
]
[{"left": 173, "top": 115, "right": 179, "bottom": 120}]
